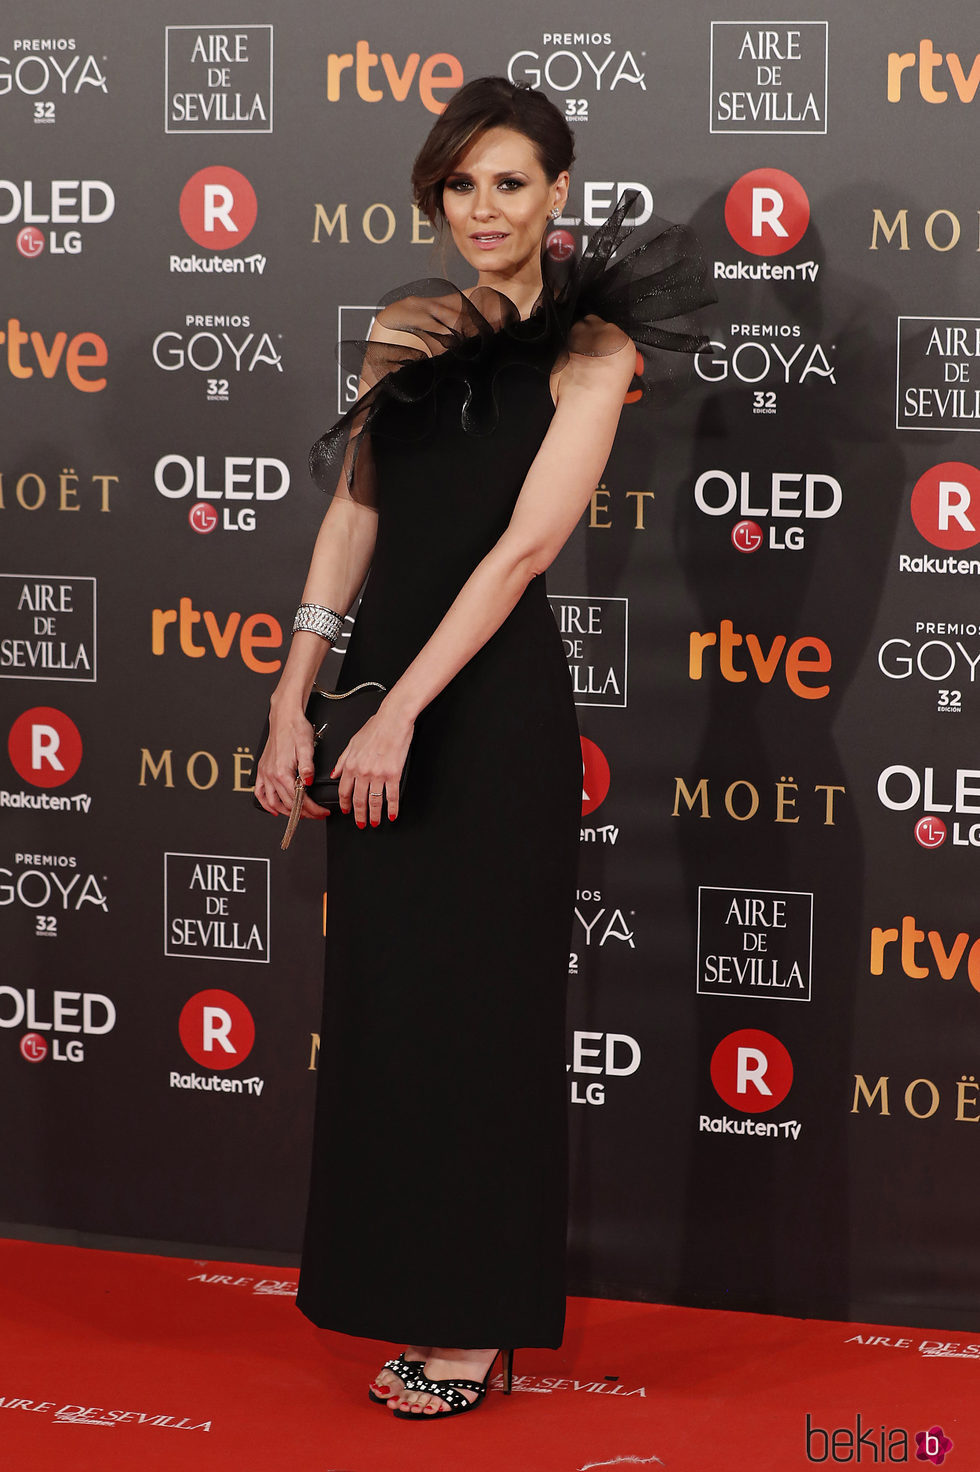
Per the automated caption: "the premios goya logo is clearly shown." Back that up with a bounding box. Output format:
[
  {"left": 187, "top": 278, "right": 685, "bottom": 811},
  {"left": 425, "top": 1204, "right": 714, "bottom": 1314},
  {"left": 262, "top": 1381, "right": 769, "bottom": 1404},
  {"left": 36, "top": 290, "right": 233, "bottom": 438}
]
[
  {"left": 151, "top": 313, "right": 281, "bottom": 403},
  {"left": 507, "top": 31, "right": 645, "bottom": 124},
  {"left": 166, "top": 25, "right": 273, "bottom": 133},
  {"left": 1, "top": 853, "right": 108, "bottom": 941},
  {"left": 0, "top": 575, "right": 96, "bottom": 682},
  {"left": 877, "top": 621, "right": 980, "bottom": 713},
  {"left": 710, "top": 22, "right": 828, "bottom": 134},
  {"left": 0, "top": 37, "right": 108, "bottom": 125},
  {"left": 695, "top": 323, "right": 836, "bottom": 418}
]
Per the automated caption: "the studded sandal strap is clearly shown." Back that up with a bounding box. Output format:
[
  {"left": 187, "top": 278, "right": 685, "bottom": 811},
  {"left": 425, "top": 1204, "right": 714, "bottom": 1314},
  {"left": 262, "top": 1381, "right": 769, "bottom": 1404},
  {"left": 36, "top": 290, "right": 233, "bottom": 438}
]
[{"left": 383, "top": 1352, "right": 425, "bottom": 1387}]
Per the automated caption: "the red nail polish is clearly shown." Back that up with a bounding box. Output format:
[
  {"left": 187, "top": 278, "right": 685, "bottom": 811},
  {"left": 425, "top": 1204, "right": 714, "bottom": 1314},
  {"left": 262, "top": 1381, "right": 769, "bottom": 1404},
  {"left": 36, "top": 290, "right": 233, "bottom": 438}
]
[
  {"left": 356, "top": 820, "right": 366, "bottom": 829},
  {"left": 388, "top": 813, "right": 397, "bottom": 821}
]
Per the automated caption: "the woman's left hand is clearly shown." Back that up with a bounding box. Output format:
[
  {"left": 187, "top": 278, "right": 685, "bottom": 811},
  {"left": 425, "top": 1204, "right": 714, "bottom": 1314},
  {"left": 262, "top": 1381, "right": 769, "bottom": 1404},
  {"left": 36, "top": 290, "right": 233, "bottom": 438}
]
[{"left": 332, "top": 701, "right": 414, "bottom": 826}]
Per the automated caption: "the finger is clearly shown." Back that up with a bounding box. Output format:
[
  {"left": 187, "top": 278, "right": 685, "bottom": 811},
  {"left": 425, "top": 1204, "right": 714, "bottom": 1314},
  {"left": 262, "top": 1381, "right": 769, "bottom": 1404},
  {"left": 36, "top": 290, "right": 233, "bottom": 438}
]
[
  {"left": 337, "top": 769, "right": 356, "bottom": 815},
  {"left": 367, "top": 783, "right": 385, "bottom": 828},
  {"left": 302, "top": 794, "right": 330, "bottom": 820},
  {"left": 351, "top": 777, "right": 371, "bottom": 829},
  {"left": 385, "top": 778, "right": 400, "bottom": 823}
]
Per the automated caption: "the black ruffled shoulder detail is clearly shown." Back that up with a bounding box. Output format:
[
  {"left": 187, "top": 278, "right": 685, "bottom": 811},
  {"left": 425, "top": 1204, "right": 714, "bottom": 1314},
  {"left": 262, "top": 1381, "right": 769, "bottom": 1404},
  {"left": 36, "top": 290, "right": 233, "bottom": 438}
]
[{"left": 309, "top": 189, "right": 715, "bottom": 503}]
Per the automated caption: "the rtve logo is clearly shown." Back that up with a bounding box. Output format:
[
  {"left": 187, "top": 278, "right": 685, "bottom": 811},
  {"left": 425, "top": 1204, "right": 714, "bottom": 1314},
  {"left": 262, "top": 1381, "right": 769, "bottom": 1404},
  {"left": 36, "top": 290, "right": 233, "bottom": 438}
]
[
  {"left": 910, "top": 462, "right": 980, "bottom": 550},
  {"left": 1, "top": 318, "right": 107, "bottom": 392},
  {"left": 7, "top": 707, "right": 82, "bottom": 787},
  {"left": 689, "top": 620, "right": 831, "bottom": 699},
  {"left": 151, "top": 598, "right": 283, "bottom": 672},
  {"left": 179, "top": 166, "right": 257, "bottom": 250},
  {"left": 325, "top": 42, "right": 462, "bottom": 114},
  {"left": 724, "top": 167, "right": 810, "bottom": 255},
  {"left": 888, "top": 40, "right": 980, "bottom": 103},
  {"left": 871, "top": 916, "right": 980, "bottom": 992},
  {"left": 710, "top": 1028, "right": 794, "bottom": 1113},
  {"left": 178, "top": 989, "right": 255, "bottom": 1070}
]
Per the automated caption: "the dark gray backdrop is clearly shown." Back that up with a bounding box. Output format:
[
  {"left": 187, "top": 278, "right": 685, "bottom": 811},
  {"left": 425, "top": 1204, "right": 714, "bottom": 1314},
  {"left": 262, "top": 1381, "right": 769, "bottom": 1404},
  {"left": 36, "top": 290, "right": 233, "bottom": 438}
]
[{"left": 2, "top": 0, "right": 978, "bottom": 1330}]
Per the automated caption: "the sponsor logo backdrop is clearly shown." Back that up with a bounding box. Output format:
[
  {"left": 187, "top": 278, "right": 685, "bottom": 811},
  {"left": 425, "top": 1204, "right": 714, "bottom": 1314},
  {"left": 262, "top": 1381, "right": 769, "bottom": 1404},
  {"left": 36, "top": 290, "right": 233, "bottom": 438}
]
[{"left": 2, "top": 0, "right": 977, "bottom": 1331}]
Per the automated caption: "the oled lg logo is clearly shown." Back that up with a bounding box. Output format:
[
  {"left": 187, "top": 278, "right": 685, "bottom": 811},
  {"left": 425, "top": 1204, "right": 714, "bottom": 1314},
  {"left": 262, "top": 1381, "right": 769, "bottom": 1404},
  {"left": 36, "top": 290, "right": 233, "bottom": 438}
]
[
  {"left": 805, "top": 1414, "right": 953, "bottom": 1464},
  {"left": 879, "top": 764, "right": 980, "bottom": 849},
  {"left": 695, "top": 469, "right": 843, "bottom": 553},
  {"left": 3, "top": 987, "right": 116, "bottom": 1064},
  {"left": 716, "top": 167, "right": 817, "bottom": 283},
  {"left": 154, "top": 453, "right": 289, "bottom": 533},
  {"left": 172, "top": 166, "right": 266, "bottom": 275},
  {"left": 173, "top": 988, "right": 264, "bottom": 1097},
  {"left": 900, "top": 462, "right": 980, "bottom": 576},
  {"left": 702, "top": 1028, "right": 800, "bottom": 1139},
  {"left": 3, "top": 179, "right": 114, "bottom": 258}
]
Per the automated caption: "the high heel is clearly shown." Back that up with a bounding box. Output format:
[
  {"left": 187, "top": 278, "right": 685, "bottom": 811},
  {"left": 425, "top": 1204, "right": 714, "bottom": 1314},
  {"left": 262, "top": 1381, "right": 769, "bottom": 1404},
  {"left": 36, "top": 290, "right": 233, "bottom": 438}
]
[{"left": 391, "top": 1347, "right": 515, "bottom": 1420}]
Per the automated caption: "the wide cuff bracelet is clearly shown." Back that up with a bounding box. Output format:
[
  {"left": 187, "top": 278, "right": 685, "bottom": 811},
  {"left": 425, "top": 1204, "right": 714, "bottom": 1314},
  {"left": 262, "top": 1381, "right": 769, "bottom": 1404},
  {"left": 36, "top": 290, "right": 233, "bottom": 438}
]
[{"left": 293, "top": 602, "right": 343, "bottom": 643}]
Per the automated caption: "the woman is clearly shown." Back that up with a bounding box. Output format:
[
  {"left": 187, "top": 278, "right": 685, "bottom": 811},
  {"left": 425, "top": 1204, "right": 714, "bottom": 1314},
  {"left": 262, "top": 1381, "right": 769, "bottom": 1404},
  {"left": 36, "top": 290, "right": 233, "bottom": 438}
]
[{"left": 254, "top": 76, "right": 711, "bottom": 1421}]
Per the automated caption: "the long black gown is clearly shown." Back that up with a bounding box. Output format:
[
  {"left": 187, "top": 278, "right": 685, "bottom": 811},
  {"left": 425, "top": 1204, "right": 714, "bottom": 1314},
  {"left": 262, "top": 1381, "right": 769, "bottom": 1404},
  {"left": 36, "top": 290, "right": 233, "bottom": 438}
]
[{"left": 295, "top": 194, "right": 712, "bottom": 1349}]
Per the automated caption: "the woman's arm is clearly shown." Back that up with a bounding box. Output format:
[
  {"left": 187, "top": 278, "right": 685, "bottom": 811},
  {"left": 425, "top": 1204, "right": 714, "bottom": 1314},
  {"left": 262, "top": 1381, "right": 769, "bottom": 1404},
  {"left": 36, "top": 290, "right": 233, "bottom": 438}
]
[
  {"left": 335, "top": 326, "right": 637, "bottom": 826},
  {"left": 255, "top": 308, "right": 428, "bottom": 819}
]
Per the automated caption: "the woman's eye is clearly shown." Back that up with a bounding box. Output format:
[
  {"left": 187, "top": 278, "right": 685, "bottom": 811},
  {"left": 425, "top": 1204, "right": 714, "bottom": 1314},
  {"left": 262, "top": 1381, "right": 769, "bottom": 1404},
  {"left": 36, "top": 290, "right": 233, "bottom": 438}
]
[
  {"left": 499, "top": 179, "right": 524, "bottom": 191},
  {"left": 446, "top": 179, "right": 472, "bottom": 192}
]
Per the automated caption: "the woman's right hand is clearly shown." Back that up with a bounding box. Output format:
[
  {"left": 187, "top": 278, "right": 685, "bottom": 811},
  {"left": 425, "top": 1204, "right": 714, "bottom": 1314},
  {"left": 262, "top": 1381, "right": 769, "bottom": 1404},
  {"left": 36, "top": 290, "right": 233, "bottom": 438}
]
[{"left": 253, "top": 699, "right": 330, "bottom": 821}]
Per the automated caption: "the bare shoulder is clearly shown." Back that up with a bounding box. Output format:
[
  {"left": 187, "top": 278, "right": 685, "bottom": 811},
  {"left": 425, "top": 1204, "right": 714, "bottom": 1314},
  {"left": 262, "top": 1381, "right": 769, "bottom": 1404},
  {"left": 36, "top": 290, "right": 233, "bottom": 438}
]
[
  {"left": 554, "top": 315, "right": 637, "bottom": 404},
  {"left": 373, "top": 288, "right": 464, "bottom": 355}
]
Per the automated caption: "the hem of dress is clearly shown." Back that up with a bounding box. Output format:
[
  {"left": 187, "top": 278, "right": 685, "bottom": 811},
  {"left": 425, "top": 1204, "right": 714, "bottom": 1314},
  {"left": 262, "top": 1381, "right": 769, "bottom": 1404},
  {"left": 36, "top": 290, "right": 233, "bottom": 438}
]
[{"left": 294, "top": 1294, "right": 566, "bottom": 1351}]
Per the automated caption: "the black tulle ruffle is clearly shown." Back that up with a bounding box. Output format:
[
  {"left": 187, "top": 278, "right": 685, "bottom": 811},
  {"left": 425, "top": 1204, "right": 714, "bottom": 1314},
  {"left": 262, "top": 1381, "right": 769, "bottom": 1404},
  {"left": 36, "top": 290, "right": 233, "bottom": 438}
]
[{"left": 309, "top": 189, "right": 715, "bottom": 503}]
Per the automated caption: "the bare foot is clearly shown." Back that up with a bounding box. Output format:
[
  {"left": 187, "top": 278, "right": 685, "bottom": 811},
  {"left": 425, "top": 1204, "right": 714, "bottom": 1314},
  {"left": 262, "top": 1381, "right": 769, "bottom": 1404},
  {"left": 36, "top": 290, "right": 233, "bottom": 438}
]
[
  {"left": 387, "top": 1347, "right": 499, "bottom": 1415},
  {"left": 369, "top": 1346, "right": 430, "bottom": 1402}
]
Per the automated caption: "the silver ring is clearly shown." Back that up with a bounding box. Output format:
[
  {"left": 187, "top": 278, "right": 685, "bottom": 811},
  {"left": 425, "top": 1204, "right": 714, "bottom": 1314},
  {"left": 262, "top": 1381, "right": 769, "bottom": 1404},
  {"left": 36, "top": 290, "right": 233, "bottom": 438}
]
[{"left": 369, "top": 790, "right": 383, "bottom": 797}]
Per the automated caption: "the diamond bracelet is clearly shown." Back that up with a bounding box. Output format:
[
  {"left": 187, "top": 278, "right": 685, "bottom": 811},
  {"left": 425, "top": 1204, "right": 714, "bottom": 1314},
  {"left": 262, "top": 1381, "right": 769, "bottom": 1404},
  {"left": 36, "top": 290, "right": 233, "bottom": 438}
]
[{"left": 292, "top": 602, "right": 343, "bottom": 643}]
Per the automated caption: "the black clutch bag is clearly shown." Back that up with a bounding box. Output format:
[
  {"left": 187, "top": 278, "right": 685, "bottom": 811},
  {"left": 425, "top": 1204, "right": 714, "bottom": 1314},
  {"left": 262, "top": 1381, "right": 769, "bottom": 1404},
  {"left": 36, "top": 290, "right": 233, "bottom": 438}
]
[{"left": 254, "top": 681, "right": 409, "bottom": 849}]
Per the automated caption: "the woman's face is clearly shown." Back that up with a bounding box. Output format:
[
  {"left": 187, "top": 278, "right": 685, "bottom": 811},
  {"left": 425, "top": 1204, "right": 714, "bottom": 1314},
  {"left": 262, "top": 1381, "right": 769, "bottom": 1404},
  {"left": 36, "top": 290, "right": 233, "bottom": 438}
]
[{"left": 442, "top": 126, "right": 568, "bottom": 278}]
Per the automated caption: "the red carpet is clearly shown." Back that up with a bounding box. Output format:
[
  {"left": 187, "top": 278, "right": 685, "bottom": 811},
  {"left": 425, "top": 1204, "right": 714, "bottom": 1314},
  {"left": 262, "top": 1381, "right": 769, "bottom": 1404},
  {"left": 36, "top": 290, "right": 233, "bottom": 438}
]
[{"left": 0, "top": 1238, "right": 973, "bottom": 1470}]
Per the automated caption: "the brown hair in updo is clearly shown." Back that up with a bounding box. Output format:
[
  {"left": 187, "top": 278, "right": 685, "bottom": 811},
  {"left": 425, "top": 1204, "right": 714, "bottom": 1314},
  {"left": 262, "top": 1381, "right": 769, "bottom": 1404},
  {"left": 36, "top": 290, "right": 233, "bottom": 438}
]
[{"left": 411, "top": 76, "right": 575, "bottom": 227}]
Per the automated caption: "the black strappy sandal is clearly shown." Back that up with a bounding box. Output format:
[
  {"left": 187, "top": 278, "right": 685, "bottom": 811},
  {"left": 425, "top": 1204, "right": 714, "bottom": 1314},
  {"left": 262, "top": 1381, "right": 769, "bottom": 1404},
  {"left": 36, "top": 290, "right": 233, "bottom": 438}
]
[
  {"left": 390, "top": 1347, "right": 514, "bottom": 1420},
  {"left": 368, "top": 1351, "right": 426, "bottom": 1405}
]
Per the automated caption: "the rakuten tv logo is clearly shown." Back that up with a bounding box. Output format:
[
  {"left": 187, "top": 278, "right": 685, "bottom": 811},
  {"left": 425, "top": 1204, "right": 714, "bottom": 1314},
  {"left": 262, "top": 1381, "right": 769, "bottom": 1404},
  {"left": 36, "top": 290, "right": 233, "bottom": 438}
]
[
  {"left": 7, "top": 707, "right": 82, "bottom": 786},
  {"left": 179, "top": 989, "right": 254, "bottom": 1069},
  {"left": 179, "top": 166, "right": 257, "bottom": 249},
  {"left": 725, "top": 168, "right": 810, "bottom": 255},
  {"left": 910, "top": 463, "right": 980, "bottom": 550},
  {"left": 710, "top": 1028, "right": 794, "bottom": 1111}
]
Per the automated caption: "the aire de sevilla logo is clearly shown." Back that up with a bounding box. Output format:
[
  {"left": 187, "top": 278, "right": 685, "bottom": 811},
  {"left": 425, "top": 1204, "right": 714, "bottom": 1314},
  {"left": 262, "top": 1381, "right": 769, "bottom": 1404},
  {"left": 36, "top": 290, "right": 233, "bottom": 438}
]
[
  {"left": 179, "top": 166, "right": 257, "bottom": 250},
  {"left": 724, "top": 168, "right": 810, "bottom": 255},
  {"left": 911, "top": 463, "right": 980, "bottom": 550},
  {"left": 7, "top": 707, "right": 82, "bottom": 786}
]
